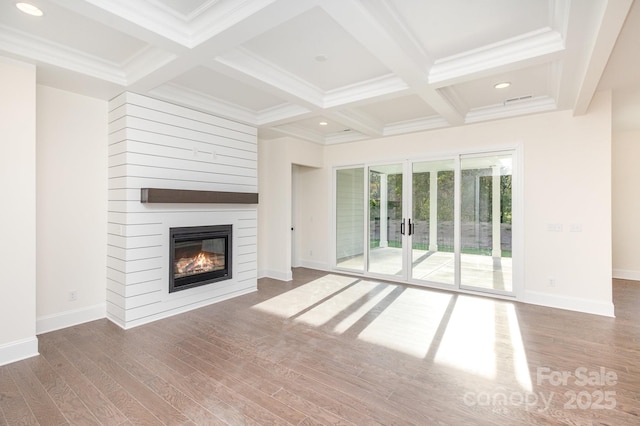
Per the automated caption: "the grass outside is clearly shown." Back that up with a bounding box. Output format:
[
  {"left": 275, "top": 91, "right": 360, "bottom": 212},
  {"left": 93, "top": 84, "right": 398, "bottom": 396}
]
[{"left": 370, "top": 239, "right": 512, "bottom": 258}]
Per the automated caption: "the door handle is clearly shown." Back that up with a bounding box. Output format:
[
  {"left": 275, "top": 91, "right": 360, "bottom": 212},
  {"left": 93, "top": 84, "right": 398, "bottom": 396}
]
[
  {"left": 400, "top": 218, "right": 406, "bottom": 235},
  {"left": 408, "top": 218, "right": 414, "bottom": 236}
]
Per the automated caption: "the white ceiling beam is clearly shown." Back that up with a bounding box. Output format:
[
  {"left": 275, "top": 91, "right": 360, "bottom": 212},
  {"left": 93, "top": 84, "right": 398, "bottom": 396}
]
[
  {"left": 323, "top": 74, "right": 408, "bottom": 109},
  {"left": 428, "top": 28, "right": 565, "bottom": 87},
  {"left": 148, "top": 83, "right": 258, "bottom": 125},
  {"left": 320, "top": 0, "right": 465, "bottom": 126},
  {"left": 573, "top": 0, "right": 633, "bottom": 115},
  {"left": 58, "top": 0, "right": 319, "bottom": 94},
  {"left": 326, "top": 109, "right": 384, "bottom": 138},
  {"left": 555, "top": 0, "right": 632, "bottom": 112},
  {"left": 256, "top": 104, "right": 312, "bottom": 127},
  {"left": 269, "top": 124, "right": 326, "bottom": 145},
  {"left": 0, "top": 24, "right": 127, "bottom": 85},
  {"left": 214, "top": 48, "right": 324, "bottom": 109}
]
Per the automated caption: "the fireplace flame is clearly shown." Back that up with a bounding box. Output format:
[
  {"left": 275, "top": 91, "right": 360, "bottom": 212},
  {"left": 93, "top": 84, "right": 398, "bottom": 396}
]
[{"left": 175, "top": 251, "right": 223, "bottom": 277}]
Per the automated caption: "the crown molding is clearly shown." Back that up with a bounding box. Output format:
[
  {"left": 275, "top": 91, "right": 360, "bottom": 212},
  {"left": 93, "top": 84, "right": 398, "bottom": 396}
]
[
  {"left": 324, "top": 74, "right": 408, "bottom": 108},
  {"left": 465, "top": 96, "right": 557, "bottom": 124},
  {"left": 270, "top": 124, "right": 325, "bottom": 145},
  {"left": 189, "top": 0, "right": 283, "bottom": 48},
  {"left": 215, "top": 48, "right": 324, "bottom": 108},
  {"left": 324, "top": 130, "right": 368, "bottom": 145},
  {"left": 0, "top": 24, "right": 127, "bottom": 85},
  {"left": 326, "top": 109, "right": 384, "bottom": 137},
  {"left": 83, "top": 0, "right": 191, "bottom": 46},
  {"left": 358, "top": 0, "right": 433, "bottom": 71},
  {"left": 122, "top": 46, "right": 177, "bottom": 85},
  {"left": 384, "top": 116, "right": 449, "bottom": 136},
  {"left": 256, "top": 103, "right": 311, "bottom": 126},
  {"left": 429, "top": 27, "right": 564, "bottom": 86},
  {"left": 148, "top": 83, "right": 258, "bottom": 125}
]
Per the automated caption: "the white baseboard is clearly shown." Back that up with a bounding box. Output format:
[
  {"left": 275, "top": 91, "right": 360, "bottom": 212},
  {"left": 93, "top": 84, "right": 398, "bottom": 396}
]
[
  {"left": 524, "top": 290, "right": 615, "bottom": 317},
  {"left": 0, "top": 337, "right": 38, "bottom": 366},
  {"left": 36, "top": 303, "right": 106, "bottom": 335},
  {"left": 260, "top": 269, "right": 293, "bottom": 281},
  {"left": 613, "top": 269, "right": 640, "bottom": 281},
  {"left": 298, "top": 260, "right": 331, "bottom": 271}
]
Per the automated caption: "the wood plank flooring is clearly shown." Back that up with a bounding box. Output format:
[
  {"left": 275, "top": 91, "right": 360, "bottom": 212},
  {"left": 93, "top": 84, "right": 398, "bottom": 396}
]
[{"left": 1, "top": 268, "right": 639, "bottom": 425}]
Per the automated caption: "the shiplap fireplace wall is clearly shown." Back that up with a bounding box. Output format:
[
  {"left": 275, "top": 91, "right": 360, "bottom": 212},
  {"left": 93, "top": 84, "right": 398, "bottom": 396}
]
[{"left": 107, "top": 93, "right": 258, "bottom": 329}]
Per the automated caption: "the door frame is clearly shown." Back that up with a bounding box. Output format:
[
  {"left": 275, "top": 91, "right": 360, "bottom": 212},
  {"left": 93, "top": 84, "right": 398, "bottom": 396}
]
[{"left": 332, "top": 145, "right": 523, "bottom": 300}]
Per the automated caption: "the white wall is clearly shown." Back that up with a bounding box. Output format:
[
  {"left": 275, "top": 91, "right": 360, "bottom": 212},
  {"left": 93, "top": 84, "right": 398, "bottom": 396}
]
[
  {"left": 262, "top": 91, "right": 614, "bottom": 316},
  {"left": 258, "top": 137, "right": 324, "bottom": 279},
  {"left": 36, "top": 85, "right": 108, "bottom": 333},
  {"left": 0, "top": 57, "right": 38, "bottom": 365},
  {"left": 612, "top": 130, "right": 640, "bottom": 280}
]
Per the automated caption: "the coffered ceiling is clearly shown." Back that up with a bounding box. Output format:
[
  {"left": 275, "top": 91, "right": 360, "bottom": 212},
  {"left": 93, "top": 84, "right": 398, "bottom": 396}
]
[{"left": 1, "top": 0, "right": 637, "bottom": 143}]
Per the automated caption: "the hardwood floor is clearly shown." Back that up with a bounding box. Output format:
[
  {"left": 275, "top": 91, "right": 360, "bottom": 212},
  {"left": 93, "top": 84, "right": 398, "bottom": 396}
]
[{"left": 1, "top": 268, "right": 639, "bottom": 425}]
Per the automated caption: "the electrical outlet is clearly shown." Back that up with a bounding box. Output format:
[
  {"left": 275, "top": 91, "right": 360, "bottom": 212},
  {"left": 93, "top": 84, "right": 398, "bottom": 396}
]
[
  {"left": 548, "top": 278, "right": 556, "bottom": 288},
  {"left": 68, "top": 291, "right": 77, "bottom": 301}
]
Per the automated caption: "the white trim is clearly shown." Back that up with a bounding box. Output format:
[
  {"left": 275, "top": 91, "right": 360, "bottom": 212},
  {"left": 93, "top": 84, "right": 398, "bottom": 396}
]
[
  {"left": 524, "top": 290, "right": 615, "bottom": 317},
  {"left": 465, "top": 96, "right": 557, "bottom": 124},
  {"left": 36, "top": 304, "right": 106, "bottom": 335},
  {"left": 429, "top": 27, "right": 564, "bottom": 85},
  {"left": 613, "top": 269, "right": 640, "bottom": 281},
  {"left": 262, "top": 269, "right": 293, "bottom": 282},
  {"left": 108, "top": 287, "right": 256, "bottom": 330},
  {"left": 0, "top": 337, "right": 38, "bottom": 367},
  {"left": 299, "top": 260, "right": 331, "bottom": 272}
]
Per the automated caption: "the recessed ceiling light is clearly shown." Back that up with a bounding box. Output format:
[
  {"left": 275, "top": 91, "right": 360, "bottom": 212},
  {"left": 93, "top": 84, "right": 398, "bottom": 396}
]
[
  {"left": 16, "top": 2, "right": 43, "bottom": 16},
  {"left": 315, "top": 54, "right": 328, "bottom": 62},
  {"left": 319, "top": 121, "right": 328, "bottom": 126},
  {"left": 494, "top": 82, "right": 511, "bottom": 89}
]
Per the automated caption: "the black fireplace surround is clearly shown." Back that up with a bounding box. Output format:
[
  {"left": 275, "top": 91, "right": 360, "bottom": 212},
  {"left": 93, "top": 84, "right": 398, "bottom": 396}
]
[{"left": 169, "top": 225, "right": 232, "bottom": 293}]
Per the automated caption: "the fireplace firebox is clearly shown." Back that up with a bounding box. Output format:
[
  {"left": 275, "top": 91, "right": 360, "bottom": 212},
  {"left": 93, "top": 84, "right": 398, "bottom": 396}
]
[{"left": 169, "top": 225, "right": 232, "bottom": 293}]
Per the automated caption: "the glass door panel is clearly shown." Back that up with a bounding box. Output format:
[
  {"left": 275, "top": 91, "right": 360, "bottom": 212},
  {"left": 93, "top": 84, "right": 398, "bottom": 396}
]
[
  {"left": 460, "top": 154, "right": 513, "bottom": 293},
  {"left": 336, "top": 168, "right": 365, "bottom": 271},
  {"left": 411, "top": 160, "right": 456, "bottom": 286},
  {"left": 368, "top": 164, "right": 404, "bottom": 277}
]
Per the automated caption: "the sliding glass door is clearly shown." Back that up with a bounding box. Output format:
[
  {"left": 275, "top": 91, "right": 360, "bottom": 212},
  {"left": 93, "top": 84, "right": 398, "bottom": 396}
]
[
  {"left": 368, "top": 164, "right": 405, "bottom": 277},
  {"left": 459, "top": 154, "right": 513, "bottom": 293},
  {"left": 410, "top": 160, "right": 455, "bottom": 286},
  {"left": 336, "top": 167, "right": 365, "bottom": 272},
  {"left": 335, "top": 151, "right": 516, "bottom": 297}
]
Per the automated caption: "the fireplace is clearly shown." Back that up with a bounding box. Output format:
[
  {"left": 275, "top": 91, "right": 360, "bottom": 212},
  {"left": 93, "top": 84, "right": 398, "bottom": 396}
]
[{"left": 169, "top": 225, "right": 232, "bottom": 293}]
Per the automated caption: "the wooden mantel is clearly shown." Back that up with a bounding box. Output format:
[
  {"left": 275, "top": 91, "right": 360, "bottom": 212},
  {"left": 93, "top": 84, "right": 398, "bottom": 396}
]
[{"left": 141, "top": 188, "right": 259, "bottom": 204}]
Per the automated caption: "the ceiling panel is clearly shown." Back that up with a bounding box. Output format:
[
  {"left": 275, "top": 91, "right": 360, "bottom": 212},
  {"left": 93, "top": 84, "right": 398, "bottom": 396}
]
[
  {"left": 0, "top": 1, "right": 148, "bottom": 65},
  {"left": 391, "top": 0, "right": 550, "bottom": 59},
  {"left": 293, "top": 116, "right": 351, "bottom": 135},
  {"left": 169, "top": 66, "right": 286, "bottom": 111},
  {"left": 357, "top": 95, "right": 437, "bottom": 125},
  {"left": 242, "top": 6, "right": 391, "bottom": 91},
  {"left": 451, "top": 64, "right": 552, "bottom": 110}
]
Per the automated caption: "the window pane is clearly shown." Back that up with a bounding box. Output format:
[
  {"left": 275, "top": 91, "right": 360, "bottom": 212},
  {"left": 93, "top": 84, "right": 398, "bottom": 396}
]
[
  {"left": 336, "top": 168, "right": 365, "bottom": 271},
  {"left": 368, "top": 164, "right": 404, "bottom": 276},
  {"left": 411, "top": 160, "right": 455, "bottom": 285},
  {"left": 460, "top": 154, "right": 512, "bottom": 292}
]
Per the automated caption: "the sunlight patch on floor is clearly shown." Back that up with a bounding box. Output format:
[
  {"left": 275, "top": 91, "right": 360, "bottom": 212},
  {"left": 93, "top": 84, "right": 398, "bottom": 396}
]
[
  {"left": 253, "top": 272, "right": 530, "bottom": 388},
  {"left": 507, "top": 304, "right": 532, "bottom": 391},
  {"left": 332, "top": 283, "right": 397, "bottom": 333},
  {"left": 357, "top": 288, "right": 453, "bottom": 358},
  {"left": 251, "top": 275, "right": 359, "bottom": 318},
  {"left": 295, "top": 280, "right": 395, "bottom": 328},
  {"left": 434, "top": 296, "right": 497, "bottom": 379}
]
